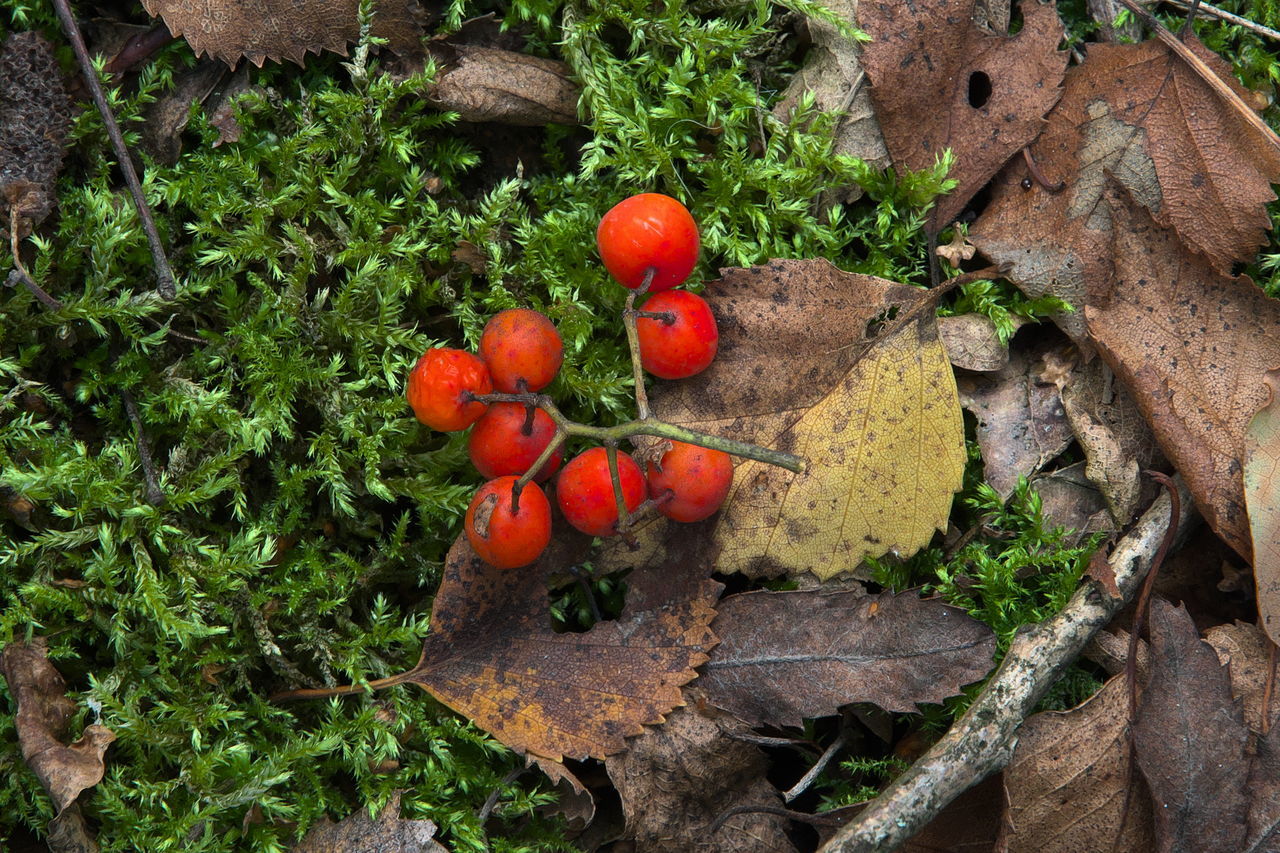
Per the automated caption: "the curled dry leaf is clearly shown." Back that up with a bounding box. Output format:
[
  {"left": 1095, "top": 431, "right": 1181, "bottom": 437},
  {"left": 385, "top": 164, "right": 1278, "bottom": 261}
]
[
  {"left": 605, "top": 706, "right": 796, "bottom": 853},
  {"left": 1085, "top": 194, "right": 1280, "bottom": 563},
  {"left": 1205, "top": 620, "right": 1278, "bottom": 733},
  {"left": 938, "top": 313, "right": 1012, "bottom": 372},
  {"left": 858, "top": 0, "right": 1067, "bottom": 229},
  {"left": 1030, "top": 461, "right": 1116, "bottom": 546},
  {"left": 292, "top": 791, "right": 446, "bottom": 852},
  {"left": 649, "top": 259, "right": 966, "bottom": 580},
  {"left": 1245, "top": 369, "right": 1280, "bottom": 646},
  {"left": 425, "top": 45, "right": 579, "bottom": 126},
  {"left": 998, "top": 673, "right": 1155, "bottom": 853},
  {"left": 698, "top": 590, "right": 996, "bottom": 727},
  {"left": 0, "top": 32, "right": 74, "bottom": 236}
]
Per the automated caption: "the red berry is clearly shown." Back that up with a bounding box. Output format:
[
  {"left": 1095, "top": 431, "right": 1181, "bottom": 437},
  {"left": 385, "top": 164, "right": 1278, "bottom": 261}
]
[
  {"left": 407, "top": 348, "right": 492, "bottom": 431},
  {"left": 479, "top": 308, "right": 564, "bottom": 393},
  {"left": 556, "top": 447, "right": 646, "bottom": 537},
  {"left": 465, "top": 476, "right": 552, "bottom": 569},
  {"left": 596, "top": 193, "right": 699, "bottom": 292},
  {"left": 636, "top": 290, "right": 719, "bottom": 379},
  {"left": 468, "top": 403, "right": 563, "bottom": 482},
  {"left": 645, "top": 441, "right": 734, "bottom": 523}
]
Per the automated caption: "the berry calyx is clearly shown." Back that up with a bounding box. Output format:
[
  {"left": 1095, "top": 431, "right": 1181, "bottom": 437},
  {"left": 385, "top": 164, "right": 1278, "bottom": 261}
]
[
  {"left": 479, "top": 308, "right": 564, "bottom": 393},
  {"left": 406, "top": 347, "right": 493, "bottom": 431},
  {"left": 556, "top": 447, "right": 646, "bottom": 537},
  {"left": 468, "top": 402, "right": 563, "bottom": 482},
  {"left": 645, "top": 441, "right": 734, "bottom": 523},
  {"left": 464, "top": 476, "right": 552, "bottom": 569},
  {"left": 596, "top": 193, "right": 699, "bottom": 292},
  {"left": 635, "top": 290, "right": 719, "bottom": 380}
]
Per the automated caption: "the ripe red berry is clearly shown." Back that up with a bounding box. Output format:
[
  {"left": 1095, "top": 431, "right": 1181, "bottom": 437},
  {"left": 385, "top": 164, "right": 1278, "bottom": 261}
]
[
  {"left": 479, "top": 308, "right": 564, "bottom": 393},
  {"left": 556, "top": 447, "right": 646, "bottom": 537},
  {"left": 406, "top": 347, "right": 492, "bottom": 431},
  {"left": 465, "top": 476, "right": 552, "bottom": 569},
  {"left": 596, "top": 193, "right": 699, "bottom": 292},
  {"left": 645, "top": 441, "right": 734, "bottom": 523},
  {"left": 468, "top": 402, "right": 563, "bottom": 482},
  {"left": 636, "top": 290, "right": 719, "bottom": 379}
]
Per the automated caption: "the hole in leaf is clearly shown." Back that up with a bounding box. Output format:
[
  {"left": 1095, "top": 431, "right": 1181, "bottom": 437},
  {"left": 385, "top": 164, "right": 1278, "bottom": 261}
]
[
  {"left": 548, "top": 565, "right": 629, "bottom": 633},
  {"left": 967, "top": 71, "right": 992, "bottom": 108},
  {"left": 864, "top": 305, "right": 900, "bottom": 339}
]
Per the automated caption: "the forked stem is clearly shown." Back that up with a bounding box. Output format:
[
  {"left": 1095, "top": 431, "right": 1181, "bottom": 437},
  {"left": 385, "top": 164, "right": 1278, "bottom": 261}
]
[{"left": 622, "top": 267, "right": 656, "bottom": 420}]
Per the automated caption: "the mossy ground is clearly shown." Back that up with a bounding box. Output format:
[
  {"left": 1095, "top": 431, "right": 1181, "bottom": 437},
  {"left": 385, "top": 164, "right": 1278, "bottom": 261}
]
[{"left": 2, "top": 0, "right": 1278, "bottom": 848}]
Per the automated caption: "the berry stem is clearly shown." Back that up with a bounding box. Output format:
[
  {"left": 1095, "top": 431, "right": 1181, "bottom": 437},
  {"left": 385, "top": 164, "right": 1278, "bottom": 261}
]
[
  {"left": 604, "top": 442, "right": 636, "bottom": 544},
  {"left": 622, "top": 267, "right": 657, "bottom": 420}
]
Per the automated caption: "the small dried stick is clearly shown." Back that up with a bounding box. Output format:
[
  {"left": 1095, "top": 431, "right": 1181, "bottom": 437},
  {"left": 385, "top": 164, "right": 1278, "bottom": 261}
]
[{"left": 123, "top": 390, "right": 166, "bottom": 506}]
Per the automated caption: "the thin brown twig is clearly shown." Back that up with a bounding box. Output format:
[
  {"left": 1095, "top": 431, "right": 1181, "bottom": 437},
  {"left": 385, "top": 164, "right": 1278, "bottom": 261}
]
[
  {"left": 50, "top": 0, "right": 177, "bottom": 299},
  {"left": 7, "top": 210, "right": 63, "bottom": 310},
  {"left": 1021, "top": 146, "right": 1066, "bottom": 193},
  {"left": 784, "top": 725, "right": 850, "bottom": 803},
  {"left": 122, "top": 390, "right": 166, "bottom": 506},
  {"left": 1151, "top": 0, "right": 1280, "bottom": 42}
]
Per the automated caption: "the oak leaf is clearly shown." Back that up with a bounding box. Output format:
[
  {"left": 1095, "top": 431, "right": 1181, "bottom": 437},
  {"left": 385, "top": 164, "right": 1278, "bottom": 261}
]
[
  {"left": 697, "top": 590, "right": 995, "bottom": 726},
  {"left": 858, "top": 0, "right": 1067, "bottom": 229},
  {"left": 649, "top": 259, "right": 966, "bottom": 580},
  {"left": 1245, "top": 369, "right": 1280, "bottom": 645}
]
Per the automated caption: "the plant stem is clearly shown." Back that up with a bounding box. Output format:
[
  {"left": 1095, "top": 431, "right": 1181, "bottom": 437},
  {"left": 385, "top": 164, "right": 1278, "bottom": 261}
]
[{"left": 622, "top": 267, "right": 656, "bottom": 420}]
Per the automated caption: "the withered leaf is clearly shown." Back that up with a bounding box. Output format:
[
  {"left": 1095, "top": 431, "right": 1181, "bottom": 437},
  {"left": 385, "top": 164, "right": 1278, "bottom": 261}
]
[
  {"left": 140, "top": 60, "right": 228, "bottom": 165},
  {"left": 649, "top": 259, "right": 966, "bottom": 580},
  {"left": 0, "top": 638, "right": 115, "bottom": 835},
  {"left": 858, "top": 0, "right": 1067, "bottom": 229},
  {"left": 605, "top": 706, "right": 796, "bottom": 853},
  {"left": 698, "top": 590, "right": 995, "bottom": 727},
  {"left": 1085, "top": 194, "right": 1280, "bottom": 562},
  {"left": 292, "top": 792, "right": 445, "bottom": 852},
  {"left": 1029, "top": 460, "right": 1116, "bottom": 547},
  {"left": 938, "top": 313, "right": 1012, "bottom": 372},
  {"left": 998, "top": 673, "right": 1154, "bottom": 853},
  {"left": 425, "top": 45, "right": 579, "bottom": 126},
  {"left": 0, "top": 32, "right": 74, "bottom": 237},
  {"left": 1206, "top": 621, "right": 1278, "bottom": 733},
  {"left": 140, "top": 0, "right": 424, "bottom": 67},
  {"left": 1245, "top": 369, "right": 1280, "bottom": 646},
  {"left": 396, "top": 533, "right": 719, "bottom": 761},
  {"left": 1134, "top": 598, "right": 1249, "bottom": 853}
]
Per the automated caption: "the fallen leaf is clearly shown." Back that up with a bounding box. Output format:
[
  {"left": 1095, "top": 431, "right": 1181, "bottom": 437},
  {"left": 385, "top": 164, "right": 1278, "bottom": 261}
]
[
  {"left": 938, "top": 313, "right": 1012, "bottom": 372},
  {"left": 393, "top": 531, "right": 720, "bottom": 761},
  {"left": 1085, "top": 193, "right": 1280, "bottom": 562},
  {"left": 140, "top": 0, "right": 425, "bottom": 67},
  {"left": 649, "top": 259, "right": 966, "bottom": 580},
  {"left": 0, "top": 32, "right": 74, "bottom": 236},
  {"left": 140, "top": 60, "right": 228, "bottom": 165},
  {"left": 1029, "top": 461, "right": 1115, "bottom": 547},
  {"left": 425, "top": 45, "right": 579, "bottom": 126},
  {"left": 1248, "top": 724, "right": 1280, "bottom": 853},
  {"left": 292, "top": 791, "right": 445, "bottom": 852},
  {"left": 956, "top": 336, "right": 1074, "bottom": 497},
  {"left": 604, "top": 706, "right": 796, "bottom": 853},
  {"left": 858, "top": 0, "right": 1067, "bottom": 229},
  {"left": 697, "top": 590, "right": 995, "bottom": 726},
  {"left": 1246, "top": 369, "right": 1280, "bottom": 646},
  {"left": 998, "top": 673, "right": 1154, "bottom": 853},
  {"left": 1205, "top": 621, "right": 1278, "bottom": 734},
  {"left": 1134, "top": 598, "right": 1248, "bottom": 853}
]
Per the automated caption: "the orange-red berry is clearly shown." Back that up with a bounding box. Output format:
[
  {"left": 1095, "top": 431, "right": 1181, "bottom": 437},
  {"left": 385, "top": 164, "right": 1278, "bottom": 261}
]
[
  {"left": 636, "top": 290, "right": 718, "bottom": 379},
  {"left": 479, "top": 308, "right": 564, "bottom": 393},
  {"left": 468, "top": 402, "right": 563, "bottom": 482},
  {"left": 596, "top": 193, "right": 699, "bottom": 292},
  {"left": 645, "top": 441, "right": 734, "bottom": 522},
  {"left": 556, "top": 447, "right": 646, "bottom": 537},
  {"left": 464, "top": 476, "right": 552, "bottom": 569},
  {"left": 406, "top": 347, "right": 492, "bottom": 431}
]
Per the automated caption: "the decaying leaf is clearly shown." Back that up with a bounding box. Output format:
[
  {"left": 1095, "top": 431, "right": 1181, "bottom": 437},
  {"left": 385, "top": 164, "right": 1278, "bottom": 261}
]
[
  {"left": 1085, "top": 194, "right": 1280, "bottom": 562},
  {"left": 140, "top": 0, "right": 425, "bottom": 67},
  {"left": 394, "top": 532, "right": 720, "bottom": 761},
  {"left": 0, "top": 639, "right": 116, "bottom": 853},
  {"left": 1245, "top": 369, "right": 1280, "bottom": 646},
  {"left": 649, "top": 259, "right": 966, "bottom": 580},
  {"left": 858, "top": 0, "right": 1067, "bottom": 229},
  {"left": 140, "top": 60, "right": 228, "bottom": 165},
  {"left": 938, "top": 313, "right": 1013, "bottom": 372},
  {"left": 998, "top": 673, "right": 1155, "bottom": 852},
  {"left": 293, "top": 792, "right": 446, "bottom": 852},
  {"left": 1134, "top": 598, "right": 1249, "bottom": 853},
  {"left": 0, "top": 32, "right": 74, "bottom": 237},
  {"left": 605, "top": 706, "right": 796, "bottom": 853},
  {"left": 1205, "top": 620, "right": 1278, "bottom": 733},
  {"left": 698, "top": 590, "right": 995, "bottom": 726},
  {"left": 425, "top": 44, "right": 579, "bottom": 125},
  {"left": 1030, "top": 461, "right": 1115, "bottom": 546}
]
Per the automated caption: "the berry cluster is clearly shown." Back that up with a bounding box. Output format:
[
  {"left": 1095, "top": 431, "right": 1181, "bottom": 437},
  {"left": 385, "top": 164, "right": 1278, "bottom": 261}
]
[{"left": 406, "top": 194, "right": 750, "bottom": 570}]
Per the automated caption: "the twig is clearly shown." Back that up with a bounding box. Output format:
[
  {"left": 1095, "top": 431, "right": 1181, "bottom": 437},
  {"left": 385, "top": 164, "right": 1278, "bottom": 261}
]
[
  {"left": 122, "top": 390, "right": 166, "bottom": 506},
  {"left": 477, "top": 767, "right": 525, "bottom": 823},
  {"left": 7, "top": 211, "right": 63, "bottom": 310},
  {"left": 1021, "top": 146, "right": 1066, "bottom": 193},
  {"left": 784, "top": 725, "right": 850, "bottom": 803},
  {"left": 50, "top": 0, "right": 177, "bottom": 299},
  {"left": 1117, "top": 0, "right": 1280, "bottom": 156},
  {"left": 1147, "top": 0, "right": 1280, "bottom": 43},
  {"left": 818, "top": 477, "right": 1196, "bottom": 853}
]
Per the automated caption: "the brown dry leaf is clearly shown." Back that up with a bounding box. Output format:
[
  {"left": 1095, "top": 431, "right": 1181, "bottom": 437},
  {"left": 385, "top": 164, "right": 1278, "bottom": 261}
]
[
  {"left": 697, "top": 590, "right": 995, "bottom": 727},
  {"left": 141, "top": 0, "right": 424, "bottom": 67},
  {"left": 997, "top": 672, "right": 1154, "bottom": 853},
  {"left": 604, "top": 706, "right": 796, "bottom": 853},
  {"left": 1084, "top": 194, "right": 1280, "bottom": 562},
  {"left": 858, "top": 0, "right": 1067, "bottom": 229},
  {"left": 956, "top": 337, "right": 1074, "bottom": 497},
  {"left": 0, "top": 639, "right": 115, "bottom": 853},
  {"left": 1205, "top": 621, "right": 1277, "bottom": 733},
  {"left": 938, "top": 313, "right": 1012, "bottom": 372},
  {"left": 971, "top": 37, "right": 1280, "bottom": 345},
  {"left": 1246, "top": 369, "right": 1280, "bottom": 645},
  {"left": 1134, "top": 598, "right": 1249, "bottom": 853},
  {"left": 292, "top": 792, "right": 445, "bottom": 852},
  {"left": 648, "top": 259, "right": 966, "bottom": 580},
  {"left": 1029, "top": 461, "right": 1116, "bottom": 546},
  {"left": 425, "top": 44, "right": 579, "bottom": 126},
  {"left": 0, "top": 32, "right": 74, "bottom": 237},
  {"left": 140, "top": 60, "right": 228, "bottom": 165},
  {"left": 395, "top": 532, "right": 720, "bottom": 761}
]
